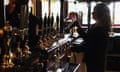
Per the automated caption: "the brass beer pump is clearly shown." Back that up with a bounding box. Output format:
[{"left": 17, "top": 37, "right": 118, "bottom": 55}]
[{"left": 1, "top": 0, "right": 14, "bottom": 68}]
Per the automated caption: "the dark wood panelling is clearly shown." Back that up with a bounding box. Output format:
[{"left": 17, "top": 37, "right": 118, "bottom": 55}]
[{"left": 0, "top": 0, "right": 4, "bottom": 28}]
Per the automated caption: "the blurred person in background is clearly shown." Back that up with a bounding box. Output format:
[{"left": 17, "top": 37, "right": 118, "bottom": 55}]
[{"left": 76, "top": 3, "right": 111, "bottom": 72}]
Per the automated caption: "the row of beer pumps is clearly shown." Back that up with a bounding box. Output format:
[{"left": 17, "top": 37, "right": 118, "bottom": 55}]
[
  {"left": 0, "top": 0, "right": 66, "bottom": 69},
  {"left": 38, "top": 13, "right": 60, "bottom": 49},
  {"left": 0, "top": 0, "right": 32, "bottom": 69}
]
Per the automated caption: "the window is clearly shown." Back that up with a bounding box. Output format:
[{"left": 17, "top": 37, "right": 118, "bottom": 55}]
[
  {"left": 108, "top": 2, "right": 120, "bottom": 28},
  {"left": 4, "top": 0, "right": 9, "bottom": 5},
  {"left": 42, "top": 0, "right": 60, "bottom": 19},
  {"left": 68, "top": 1, "right": 120, "bottom": 26},
  {"left": 42, "top": 0, "right": 49, "bottom": 17},
  {"left": 68, "top": 1, "right": 88, "bottom": 24},
  {"left": 114, "top": 2, "right": 120, "bottom": 24},
  {"left": 51, "top": 0, "right": 60, "bottom": 17}
]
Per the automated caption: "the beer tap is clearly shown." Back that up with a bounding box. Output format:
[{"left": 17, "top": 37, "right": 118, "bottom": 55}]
[
  {"left": 39, "top": 13, "right": 49, "bottom": 48},
  {"left": 37, "top": 17, "right": 45, "bottom": 49},
  {"left": 38, "top": 36, "right": 46, "bottom": 49},
  {"left": 1, "top": 0, "right": 14, "bottom": 68},
  {"left": 56, "top": 14, "right": 60, "bottom": 33},
  {"left": 56, "top": 14, "right": 60, "bottom": 41},
  {"left": 42, "top": 13, "right": 48, "bottom": 47},
  {"left": 50, "top": 13, "right": 54, "bottom": 35},
  {"left": 18, "top": 0, "right": 31, "bottom": 57},
  {"left": 46, "top": 15, "right": 55, "bottom": 46},
  {"left": 2, "top": 26, "right": 14, "bottom": 68},
  {"left": 19, "top": 3, "right": 29, "bottom": 40},
  {"left": 47, "top": 15, "right": 51, "bottom": 35},
  {"left": 50, "top": 13, "right": 56, "bottom": 41},
  {"left": 43, "top": 13, "right": 47, "bottom": 37},
  {"left": 46, "top": 15, "right": 51, "bottom": 41}
]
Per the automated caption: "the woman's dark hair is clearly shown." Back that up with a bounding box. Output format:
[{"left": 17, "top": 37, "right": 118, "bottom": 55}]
[{"left": 94, "top": 3, "right": 111, "bottom": 31}]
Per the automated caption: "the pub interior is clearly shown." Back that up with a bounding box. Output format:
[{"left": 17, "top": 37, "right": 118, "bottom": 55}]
[{"left": 0, "top": 0, "right": 120, "bottom": 72}]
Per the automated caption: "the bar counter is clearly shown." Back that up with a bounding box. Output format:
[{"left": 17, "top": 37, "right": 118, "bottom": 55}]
[{"left": 0, "top": 34, "right": 84, "bottom": 72}]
